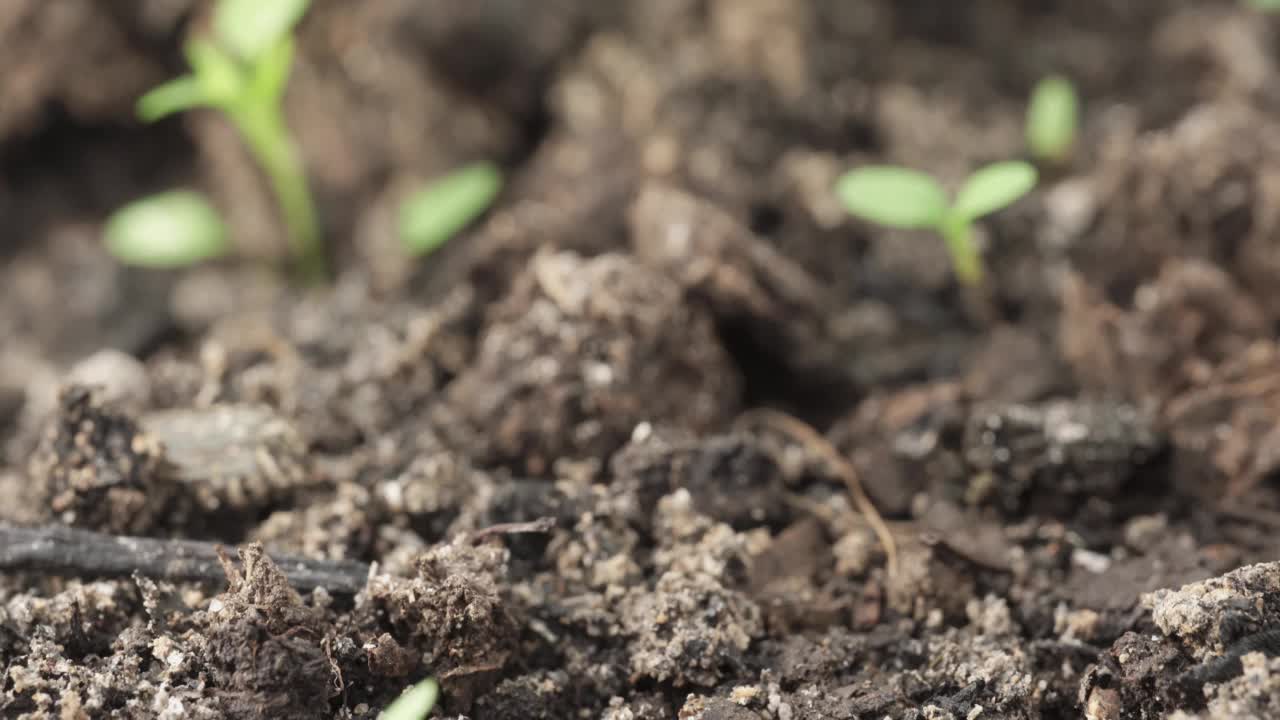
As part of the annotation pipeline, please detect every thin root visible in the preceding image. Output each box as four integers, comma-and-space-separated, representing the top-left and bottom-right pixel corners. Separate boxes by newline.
735, 408, 900, 578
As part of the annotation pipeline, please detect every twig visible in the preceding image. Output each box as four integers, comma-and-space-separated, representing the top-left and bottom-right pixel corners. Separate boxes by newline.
467, 517, 556, 544
736, 408, 900, 578
0, 525, 370, 595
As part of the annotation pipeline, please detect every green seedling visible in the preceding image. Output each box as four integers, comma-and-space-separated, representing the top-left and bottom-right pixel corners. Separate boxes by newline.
105, 190, 229, 268
836, 162, 1038, 286
399, 163, 503, 258
1026, 75, 1079, 163
128, 0, 323, 282
1246, 0, 1280, 11
380, 677, 440, 720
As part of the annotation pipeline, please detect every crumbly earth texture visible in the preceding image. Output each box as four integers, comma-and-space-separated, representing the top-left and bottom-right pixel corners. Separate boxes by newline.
9, 1, 1280, 718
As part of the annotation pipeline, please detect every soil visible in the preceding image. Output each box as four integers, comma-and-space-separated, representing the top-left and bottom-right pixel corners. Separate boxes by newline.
6, 1, 1280, 718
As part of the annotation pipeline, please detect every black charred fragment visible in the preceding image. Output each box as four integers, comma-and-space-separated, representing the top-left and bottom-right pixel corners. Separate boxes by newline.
962, 399, 1163, 510
1183, 627, 1280, 685
0, 524, 370, 595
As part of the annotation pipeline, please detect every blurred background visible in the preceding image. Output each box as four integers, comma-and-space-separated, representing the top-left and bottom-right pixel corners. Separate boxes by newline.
0, 0, 1273, 438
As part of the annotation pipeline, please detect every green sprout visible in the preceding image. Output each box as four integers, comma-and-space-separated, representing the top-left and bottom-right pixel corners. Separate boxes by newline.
1245, 0, 1280, 11
127, 0, 323, 282
1026, 75, 1079, 163
380, 677, 440, 720
399, 163, 504, 258
835, 162, 1038, 287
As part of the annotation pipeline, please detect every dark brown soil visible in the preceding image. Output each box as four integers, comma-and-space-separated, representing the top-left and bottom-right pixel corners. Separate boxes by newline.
7, 1, 1280, 718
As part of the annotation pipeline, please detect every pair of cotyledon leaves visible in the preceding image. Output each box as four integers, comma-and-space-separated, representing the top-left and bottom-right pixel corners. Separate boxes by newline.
836, 161, 1037, 232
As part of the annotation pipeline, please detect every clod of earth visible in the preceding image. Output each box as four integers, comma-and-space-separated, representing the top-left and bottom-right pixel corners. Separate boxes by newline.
12, 2, 1280, 718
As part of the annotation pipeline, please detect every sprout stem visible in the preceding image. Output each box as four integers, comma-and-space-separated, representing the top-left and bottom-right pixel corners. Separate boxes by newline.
941, 216, 983, 287
231, 102, 325, 284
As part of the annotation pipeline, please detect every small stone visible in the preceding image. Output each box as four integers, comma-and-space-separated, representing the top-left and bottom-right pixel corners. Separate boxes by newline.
65, 349, 150, 410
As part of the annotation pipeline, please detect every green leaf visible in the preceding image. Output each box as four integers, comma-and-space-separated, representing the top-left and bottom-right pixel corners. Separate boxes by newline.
951, 161, 1038, 221
137, 76, 208, 122
185, 38, 244, 107
379, 677, 440, 720
248, 36, 295, 104
215, 0, 311, 61
835, 166, 948, 229
399, 163, 503, 257
104, 191, 230, 269
1026, 75, 1079, 162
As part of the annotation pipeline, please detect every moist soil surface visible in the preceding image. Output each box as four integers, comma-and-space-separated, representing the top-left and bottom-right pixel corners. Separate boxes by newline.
6, 1, 1280, 718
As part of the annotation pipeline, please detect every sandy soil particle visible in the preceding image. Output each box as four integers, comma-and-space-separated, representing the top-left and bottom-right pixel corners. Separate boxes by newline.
1072, 103, 1280, 318
611, 427, 790, 531
628, 183, 841, 384
28, 385, 168, 534
1061, 259, 1268, 406
1172, 653, 1280, 720
1147, 561, 1280, 661
444, 250, 741, 474
141, 404, 312, 516
963, 399, 1161, 513
615, 491, 762, 687
1164, 341, 1280, 498
363, 536, 518, 708
195, 544, 336, 719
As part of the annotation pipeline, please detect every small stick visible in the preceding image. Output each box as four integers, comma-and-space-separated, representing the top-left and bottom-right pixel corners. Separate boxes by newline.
736, 408, 900, 578
467, 517, 556, 544
0, 525, 370, 595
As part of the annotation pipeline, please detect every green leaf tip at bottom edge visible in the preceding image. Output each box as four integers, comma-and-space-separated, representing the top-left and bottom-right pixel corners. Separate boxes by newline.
104, 191, 229, 269
399, 162, 504, 258
835, 166, 949, 230
379, 677, 440, 720
951, 161, 1038, 222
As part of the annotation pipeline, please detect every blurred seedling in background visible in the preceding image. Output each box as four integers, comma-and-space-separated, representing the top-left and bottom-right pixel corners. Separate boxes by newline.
105, 0, 501, 281
112, 0, 324, 281
379, 677, 439, 720
1245, 0, 1280, 11
1026, 75, 1079, 164
399, 162, 503, 258
836, 162, 1038, 287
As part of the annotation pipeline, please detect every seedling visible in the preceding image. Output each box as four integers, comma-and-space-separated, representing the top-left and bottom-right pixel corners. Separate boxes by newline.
835, 162, 1038, 286
1026, 75, 1079, 163
399, 163, 504, 258
1246, 0, 1280, 11
128, 0, 324, 282
380, 677, 440, 720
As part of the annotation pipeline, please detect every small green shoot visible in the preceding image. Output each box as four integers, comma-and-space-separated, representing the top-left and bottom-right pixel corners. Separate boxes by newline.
836, 162, 1038, 286
379, 677, 440, 720
104, 191, 230, 268
399, 163, 503, 258
1026, 75, 1079, 164
1245, 0, 1280, 11
134, 0, 323, 282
